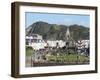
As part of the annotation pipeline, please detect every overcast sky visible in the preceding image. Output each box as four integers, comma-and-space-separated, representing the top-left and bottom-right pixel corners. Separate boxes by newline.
25, 12, 90, 28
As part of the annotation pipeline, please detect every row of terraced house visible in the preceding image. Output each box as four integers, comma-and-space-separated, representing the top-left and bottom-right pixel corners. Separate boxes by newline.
26, 34, 89, 52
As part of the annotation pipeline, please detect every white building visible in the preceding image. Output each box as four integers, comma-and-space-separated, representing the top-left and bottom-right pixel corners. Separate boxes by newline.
26, 34, 47, 50
26, 34, 44, 44
76, 40, 90, 54
76, 40, 90, 49
47, 40, 66, 48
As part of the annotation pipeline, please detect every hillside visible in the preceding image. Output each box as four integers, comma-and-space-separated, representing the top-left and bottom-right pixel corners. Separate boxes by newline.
26, 21, 89, 41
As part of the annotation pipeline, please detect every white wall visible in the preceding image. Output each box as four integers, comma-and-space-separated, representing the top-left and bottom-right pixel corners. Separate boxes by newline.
0, 0, 100, 80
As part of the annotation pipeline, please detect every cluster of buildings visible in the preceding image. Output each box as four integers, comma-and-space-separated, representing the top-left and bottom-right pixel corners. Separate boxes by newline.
26, 34, 66, 50
26, 27, 90, 55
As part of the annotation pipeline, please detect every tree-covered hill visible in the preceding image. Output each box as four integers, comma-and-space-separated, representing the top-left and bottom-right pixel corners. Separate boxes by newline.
26, 21, 89, 41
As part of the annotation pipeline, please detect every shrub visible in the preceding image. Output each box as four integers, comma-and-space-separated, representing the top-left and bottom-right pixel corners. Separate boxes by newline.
26, 46, 34, 56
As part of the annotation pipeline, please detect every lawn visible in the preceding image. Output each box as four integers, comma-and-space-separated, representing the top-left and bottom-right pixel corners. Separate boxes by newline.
26, 46, 89, 64
46, 54, 89, 63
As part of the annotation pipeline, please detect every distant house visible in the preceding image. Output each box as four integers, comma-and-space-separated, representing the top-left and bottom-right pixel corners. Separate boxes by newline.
76, 40, 90, 49
26, 34, 44, 45
26, 36, 33, 46
32, 34, 43, 43
47, 40, 66, 48
76, 40, 90, 54
26, 34, 47, 50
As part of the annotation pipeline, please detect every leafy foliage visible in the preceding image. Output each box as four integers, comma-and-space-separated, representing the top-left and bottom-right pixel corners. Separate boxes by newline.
26, 46, 34, 56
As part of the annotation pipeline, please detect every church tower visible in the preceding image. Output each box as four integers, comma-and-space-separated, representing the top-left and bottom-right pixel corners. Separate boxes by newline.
66, 27, 71, 41
65, 27, 75, 47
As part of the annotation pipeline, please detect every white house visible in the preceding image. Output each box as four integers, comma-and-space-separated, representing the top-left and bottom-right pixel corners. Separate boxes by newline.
26, 34, 44, 44
76, 40, 90, 49
26, 34, 47, 50
47, 40, 66, 48
76, 40, 90, 54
